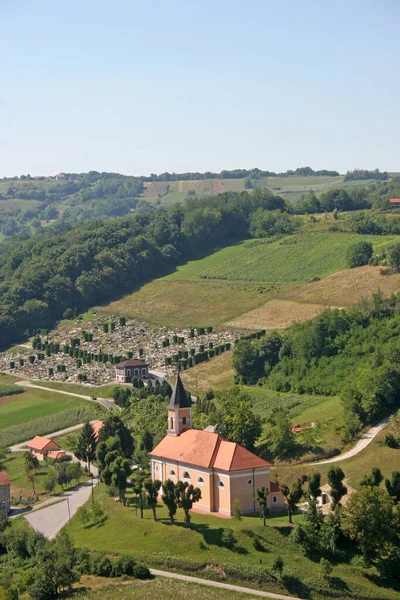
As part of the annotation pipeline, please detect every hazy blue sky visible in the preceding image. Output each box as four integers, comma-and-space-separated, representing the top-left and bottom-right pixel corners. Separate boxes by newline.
1, 0, 399, 177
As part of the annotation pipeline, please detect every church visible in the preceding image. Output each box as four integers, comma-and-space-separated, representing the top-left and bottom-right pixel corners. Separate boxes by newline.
150, 375, 285, 517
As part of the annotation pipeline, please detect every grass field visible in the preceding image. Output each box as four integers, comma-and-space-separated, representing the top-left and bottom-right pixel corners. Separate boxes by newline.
4, 452, 88, 500
180, 352, 235, 395
98, 279, 295, 328
286, 265, 400, 306
66, 484, 400, 600
79, 577, 255, 600
98, 232, 399, 330
273, 418, 400, 491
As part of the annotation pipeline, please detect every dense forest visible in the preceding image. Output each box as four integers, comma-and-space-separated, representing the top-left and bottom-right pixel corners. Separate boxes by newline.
141, 166, 340, 182
233, 293, 400, 438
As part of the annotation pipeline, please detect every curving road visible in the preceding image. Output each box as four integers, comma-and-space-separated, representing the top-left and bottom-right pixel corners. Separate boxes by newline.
16, 380, 118, 411
311, 411, 397, 466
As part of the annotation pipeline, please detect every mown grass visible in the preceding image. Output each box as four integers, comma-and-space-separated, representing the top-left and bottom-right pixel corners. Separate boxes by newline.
4, 452, 89, 499
67, 485, 400, 600
80, 577, 255, 600
98, 280, 293, 328
32, 380, 117, 398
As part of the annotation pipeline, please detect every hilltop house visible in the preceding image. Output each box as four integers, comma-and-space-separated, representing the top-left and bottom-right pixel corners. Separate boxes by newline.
389, 198, 400, 208
27, 436, 65, 461
115, 359, 149, 383
150, 375, 285, 516
0, 472, 11, 520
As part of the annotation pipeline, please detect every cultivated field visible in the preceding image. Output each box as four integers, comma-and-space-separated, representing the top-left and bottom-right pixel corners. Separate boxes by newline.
285, 265, 400, 306
180, 352, 234, 394
141, 175, 378, 207
100, 232, 399, 331
226, 299, 329, 330
99, 280, 294, 328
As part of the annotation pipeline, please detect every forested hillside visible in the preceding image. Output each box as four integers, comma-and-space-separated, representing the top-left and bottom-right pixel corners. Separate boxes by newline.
0, 168, 396, 238
0, 189, 294, 348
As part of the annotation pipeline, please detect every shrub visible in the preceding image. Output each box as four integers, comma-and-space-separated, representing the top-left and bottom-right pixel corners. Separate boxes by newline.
93, 556, 112, 577
221, 528, 236, 549
132, 564, 151, 579
346, 241, 373, 268
272, 555, 284, 578
112, 554, 136, 577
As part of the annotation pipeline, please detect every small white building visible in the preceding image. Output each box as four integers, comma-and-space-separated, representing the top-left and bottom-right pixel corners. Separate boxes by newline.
115, 359, 149, 383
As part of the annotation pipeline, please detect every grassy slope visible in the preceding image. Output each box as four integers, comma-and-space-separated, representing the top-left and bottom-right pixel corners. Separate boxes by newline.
98, 231, 398, 328
67, 485, 400, 600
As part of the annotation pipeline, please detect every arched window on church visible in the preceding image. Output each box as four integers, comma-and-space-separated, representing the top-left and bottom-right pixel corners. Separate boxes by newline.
170, 417, 173, 430
182, 471, 190, 480
169, 469, 176, 476
197, 477, 204, 485
218, 481, 224, 488
182, 416, 187, 425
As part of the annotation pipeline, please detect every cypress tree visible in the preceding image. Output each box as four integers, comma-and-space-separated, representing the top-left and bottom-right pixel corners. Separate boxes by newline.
75, 422, 98, 474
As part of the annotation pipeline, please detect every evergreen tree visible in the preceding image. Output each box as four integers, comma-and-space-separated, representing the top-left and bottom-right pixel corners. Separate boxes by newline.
280, 476, 307, 523
255, 486, 270, 526
75, 422, 97, 474
328, 466, 347, 508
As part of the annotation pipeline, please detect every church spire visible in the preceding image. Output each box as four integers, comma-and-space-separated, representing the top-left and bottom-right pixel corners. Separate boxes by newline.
167, 373, 192, 435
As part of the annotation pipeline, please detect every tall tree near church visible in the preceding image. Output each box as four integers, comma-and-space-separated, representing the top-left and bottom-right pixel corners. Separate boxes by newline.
75, 422, 97, 474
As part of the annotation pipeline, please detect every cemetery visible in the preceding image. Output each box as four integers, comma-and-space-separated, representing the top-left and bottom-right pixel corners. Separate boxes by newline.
0, 316, 247, 386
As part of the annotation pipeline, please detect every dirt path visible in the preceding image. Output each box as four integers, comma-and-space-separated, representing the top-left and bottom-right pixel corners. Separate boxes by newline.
312, 412, 397, 466
150, 569, 301, 600
16, 380, 118, 411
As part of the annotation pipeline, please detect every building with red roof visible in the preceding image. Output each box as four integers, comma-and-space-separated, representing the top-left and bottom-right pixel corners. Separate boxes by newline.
115, 359, 148, 383
27, 436, 61, 461
0, 472, 11, 519
150, 375, 285, 516
389, 198, 400, 208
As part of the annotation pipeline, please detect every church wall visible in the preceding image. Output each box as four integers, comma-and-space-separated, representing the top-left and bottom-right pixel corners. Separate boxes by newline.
229, 469, 270, 515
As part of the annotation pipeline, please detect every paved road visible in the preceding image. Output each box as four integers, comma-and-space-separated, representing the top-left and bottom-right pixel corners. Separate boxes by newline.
150, 570, 301, 600
24, 480, 98, 539
16, 380, 118, 411
312, 411, 397, 465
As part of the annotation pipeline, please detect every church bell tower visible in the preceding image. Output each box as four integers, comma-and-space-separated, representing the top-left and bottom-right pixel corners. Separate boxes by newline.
167, 373, 192, 436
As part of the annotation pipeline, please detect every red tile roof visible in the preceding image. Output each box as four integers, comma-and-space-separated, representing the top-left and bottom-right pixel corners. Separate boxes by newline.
0, 471, 10, 486
47, 451, 66, 460
150, 429, 271, 471
27, 436, 60, 451
389, 198, 400, 203
92, 419, 104, 439
115, 359, 148, 368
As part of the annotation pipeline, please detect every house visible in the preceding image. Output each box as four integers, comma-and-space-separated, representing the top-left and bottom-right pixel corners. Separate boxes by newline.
150, 375, 285, 516
27, 436, 63, 461
55, 173, 66, 181
0, 472, 11, 520
115, 359, 149, 383
389, 198, 400, 208
92, 419, 104, 440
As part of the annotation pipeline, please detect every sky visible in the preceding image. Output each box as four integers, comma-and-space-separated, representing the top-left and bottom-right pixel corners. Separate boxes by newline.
1, 0, 399, 177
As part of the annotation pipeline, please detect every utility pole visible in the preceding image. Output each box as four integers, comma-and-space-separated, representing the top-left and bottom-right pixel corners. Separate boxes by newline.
66, 496, 71, 525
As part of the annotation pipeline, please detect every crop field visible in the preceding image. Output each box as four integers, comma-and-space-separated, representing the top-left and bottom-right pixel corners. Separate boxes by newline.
141, 175, 377, 207
173, 233, 397, 284
226, 299, 328, 330
98, 279, 294, 328
0, 388, 87, 430
285, 264, 400, 306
